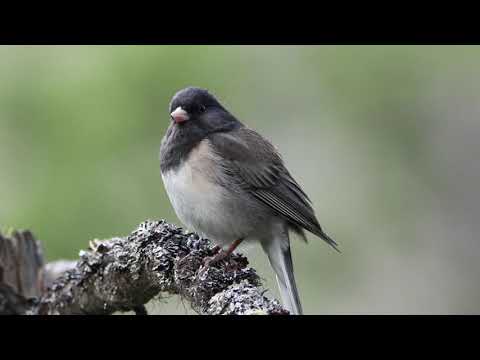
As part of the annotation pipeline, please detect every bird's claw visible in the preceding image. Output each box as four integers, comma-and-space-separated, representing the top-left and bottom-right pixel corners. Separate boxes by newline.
199, 249, 227, 276
210, 245, 222, 256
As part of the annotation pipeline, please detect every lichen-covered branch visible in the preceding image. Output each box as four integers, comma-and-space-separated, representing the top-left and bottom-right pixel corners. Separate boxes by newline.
0, 220, 287, 315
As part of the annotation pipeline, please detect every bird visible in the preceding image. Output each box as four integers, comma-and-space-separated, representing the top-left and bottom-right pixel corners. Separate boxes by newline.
159, 87, 338, 315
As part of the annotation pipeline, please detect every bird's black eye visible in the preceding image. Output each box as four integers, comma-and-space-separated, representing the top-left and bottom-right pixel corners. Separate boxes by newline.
199, 105, 206, 113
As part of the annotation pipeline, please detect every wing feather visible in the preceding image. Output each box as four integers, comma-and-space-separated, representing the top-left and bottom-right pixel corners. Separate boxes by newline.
208, 127, 338, 251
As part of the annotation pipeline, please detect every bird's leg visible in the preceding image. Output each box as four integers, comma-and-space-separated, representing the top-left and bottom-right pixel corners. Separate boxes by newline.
202, 238, 244, 267
177, 244, 224, 269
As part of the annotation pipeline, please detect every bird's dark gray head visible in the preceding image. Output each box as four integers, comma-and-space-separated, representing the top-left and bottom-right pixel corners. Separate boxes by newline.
168, 87, 240, 132
160, 87, 241, 173
169, 87, 222, 116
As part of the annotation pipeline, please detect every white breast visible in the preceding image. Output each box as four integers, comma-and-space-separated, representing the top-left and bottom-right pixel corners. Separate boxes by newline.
161, 140, 251, 244
162, 157, 222, 228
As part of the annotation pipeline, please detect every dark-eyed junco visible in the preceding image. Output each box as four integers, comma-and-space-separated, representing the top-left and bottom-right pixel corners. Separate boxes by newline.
160, 87, 338, 315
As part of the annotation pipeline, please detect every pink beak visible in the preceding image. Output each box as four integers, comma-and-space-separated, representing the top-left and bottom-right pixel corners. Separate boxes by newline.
170, 107, 190, 124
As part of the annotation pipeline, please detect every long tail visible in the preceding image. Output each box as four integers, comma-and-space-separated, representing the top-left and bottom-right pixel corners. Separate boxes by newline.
262, 235, 303, 315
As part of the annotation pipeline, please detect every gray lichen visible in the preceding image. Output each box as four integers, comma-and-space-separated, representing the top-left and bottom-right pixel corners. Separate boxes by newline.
207, 280, 287, 315
35, 220, 287, 315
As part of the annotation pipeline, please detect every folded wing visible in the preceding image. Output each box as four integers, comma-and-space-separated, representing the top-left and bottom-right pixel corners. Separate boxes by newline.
208, 127, 339, 251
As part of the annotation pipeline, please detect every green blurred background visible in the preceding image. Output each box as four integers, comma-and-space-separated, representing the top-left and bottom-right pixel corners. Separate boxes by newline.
1, 45, 479, 314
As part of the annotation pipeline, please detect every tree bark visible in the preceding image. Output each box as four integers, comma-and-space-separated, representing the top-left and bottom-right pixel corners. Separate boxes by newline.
0, 220, 288, 315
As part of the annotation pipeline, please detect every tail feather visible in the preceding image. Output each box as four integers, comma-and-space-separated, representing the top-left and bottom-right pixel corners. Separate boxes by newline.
262, 238, 303, 315
315, 228, 341, 253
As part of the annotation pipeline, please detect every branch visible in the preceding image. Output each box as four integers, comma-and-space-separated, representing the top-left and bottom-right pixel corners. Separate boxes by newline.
1, 221, 287, 315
